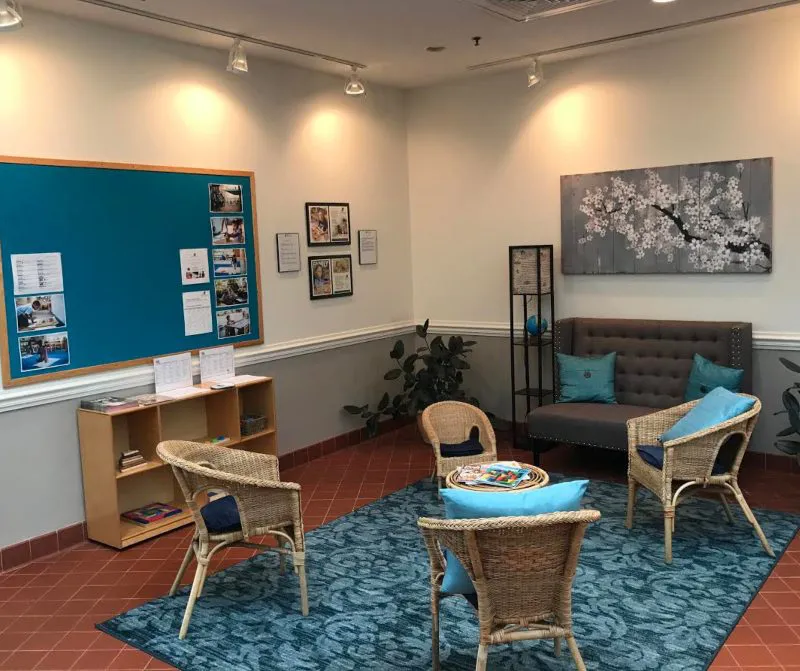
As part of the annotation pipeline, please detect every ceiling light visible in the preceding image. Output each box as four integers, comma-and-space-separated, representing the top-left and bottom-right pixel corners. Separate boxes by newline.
344, 66, 366, 96
527, 58, 544, 88
0, 0, 23, 31
652, 0, 677, 3
227, 38, 248, 74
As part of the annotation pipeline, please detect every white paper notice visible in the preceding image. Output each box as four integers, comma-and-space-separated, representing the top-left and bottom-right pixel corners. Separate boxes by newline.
180, 249, 210, 285
11, 253, 64, 295
276, 233, 301, 273
358, 230, 378, 265
199, 345, 235, 383
182, 290, 213, 337
153, 352, 193, 393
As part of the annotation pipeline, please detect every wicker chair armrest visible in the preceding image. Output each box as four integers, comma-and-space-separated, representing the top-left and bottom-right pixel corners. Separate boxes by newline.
626, 402, 699, 447
417, 510, 601, 532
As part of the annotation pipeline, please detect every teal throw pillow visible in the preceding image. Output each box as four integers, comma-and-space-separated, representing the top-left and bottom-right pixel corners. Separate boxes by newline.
557, 352, 617, 404
661, 387, 755, 444
685, 353, 744, 402
440, 480, 590, 595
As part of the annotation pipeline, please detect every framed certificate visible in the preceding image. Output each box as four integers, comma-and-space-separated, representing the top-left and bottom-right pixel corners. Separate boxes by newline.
358, 230, 377, 265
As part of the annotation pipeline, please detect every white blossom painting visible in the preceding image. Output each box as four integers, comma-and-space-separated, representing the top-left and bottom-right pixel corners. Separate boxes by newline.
561, 158, 773, 274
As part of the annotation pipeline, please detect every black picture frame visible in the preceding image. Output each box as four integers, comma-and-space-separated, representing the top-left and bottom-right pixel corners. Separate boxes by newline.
357, 229, 378, 265
308, 254, 353, 300
275, 233, 301, 273
305, 202, 351, 247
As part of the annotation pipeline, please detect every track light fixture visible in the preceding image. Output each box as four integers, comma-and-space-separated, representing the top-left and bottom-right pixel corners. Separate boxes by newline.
0, 0, 23, 31
344, 65, 366, 96
227, 38, 248, 74
527, 58, 544, 88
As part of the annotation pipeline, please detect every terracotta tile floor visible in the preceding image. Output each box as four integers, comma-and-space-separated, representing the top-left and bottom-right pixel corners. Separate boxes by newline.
0, 426, 797, 670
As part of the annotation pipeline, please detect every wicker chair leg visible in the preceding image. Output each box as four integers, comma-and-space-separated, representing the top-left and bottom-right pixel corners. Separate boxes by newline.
295, 552, 309, 616
179, 559, 208, 639
475, 644, 489, 671
664, 509, 674, 564
431, 588, 440, 671
566, 636, 587, 671
625, 480, 637, 529
719, 494, 734, 524
554, 637, 562, 657
728, 484, 775, 557
169, 541, 195, 597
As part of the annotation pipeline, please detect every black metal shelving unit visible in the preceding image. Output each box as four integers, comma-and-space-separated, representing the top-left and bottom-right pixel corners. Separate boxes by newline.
508, 245, 556, 460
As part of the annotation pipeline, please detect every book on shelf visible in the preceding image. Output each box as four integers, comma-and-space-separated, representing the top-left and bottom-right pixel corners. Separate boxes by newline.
81, 396, 138, 412
121, 502, 182, 525
129, 393, 172, 406
455, 461, 532, 489
118, 449, 146, 471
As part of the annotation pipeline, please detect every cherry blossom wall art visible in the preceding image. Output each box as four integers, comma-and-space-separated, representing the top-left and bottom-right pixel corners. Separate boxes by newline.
561, 158, 773, 274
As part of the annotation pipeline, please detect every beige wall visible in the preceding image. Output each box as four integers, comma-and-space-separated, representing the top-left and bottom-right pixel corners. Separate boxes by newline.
0, 8, 413, 347
407, 7, 800, 333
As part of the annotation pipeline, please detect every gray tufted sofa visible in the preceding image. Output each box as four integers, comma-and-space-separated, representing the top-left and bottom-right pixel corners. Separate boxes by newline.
526, 318, 752, 458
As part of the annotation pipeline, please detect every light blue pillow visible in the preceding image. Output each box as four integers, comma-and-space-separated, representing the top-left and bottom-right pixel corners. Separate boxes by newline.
661, 387, 755, 444
684, 354, 744, 402
440, 480, 590, 595
556, 352, 617, 404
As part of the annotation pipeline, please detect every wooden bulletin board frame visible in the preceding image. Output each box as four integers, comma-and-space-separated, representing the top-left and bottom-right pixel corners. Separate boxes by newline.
0, 156, 264, 388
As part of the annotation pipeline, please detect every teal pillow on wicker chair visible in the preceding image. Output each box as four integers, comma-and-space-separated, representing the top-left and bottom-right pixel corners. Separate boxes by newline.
556, 352, 617, 404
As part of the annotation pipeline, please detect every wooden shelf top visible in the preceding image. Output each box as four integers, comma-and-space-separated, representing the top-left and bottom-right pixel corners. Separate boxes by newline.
238, 428, 277, 444
115, 460, 167, 480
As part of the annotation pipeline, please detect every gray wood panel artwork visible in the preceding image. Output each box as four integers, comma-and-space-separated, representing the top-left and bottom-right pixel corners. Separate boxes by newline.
561, 158, 773, 274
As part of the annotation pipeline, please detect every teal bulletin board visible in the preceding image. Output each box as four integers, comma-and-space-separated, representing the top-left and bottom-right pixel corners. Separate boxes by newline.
0, 156, 262, 387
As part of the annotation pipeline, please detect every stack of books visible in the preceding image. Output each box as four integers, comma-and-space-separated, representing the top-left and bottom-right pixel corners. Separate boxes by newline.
81, 396, 138, 412
121, 502, 182, 526
118, 449, 146, 472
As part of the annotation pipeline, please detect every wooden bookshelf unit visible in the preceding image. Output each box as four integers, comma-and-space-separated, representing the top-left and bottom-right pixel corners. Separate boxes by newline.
77, 378, 276, 549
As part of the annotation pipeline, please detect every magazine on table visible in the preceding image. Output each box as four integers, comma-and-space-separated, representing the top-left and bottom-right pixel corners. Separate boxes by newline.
455, 461, 532, 489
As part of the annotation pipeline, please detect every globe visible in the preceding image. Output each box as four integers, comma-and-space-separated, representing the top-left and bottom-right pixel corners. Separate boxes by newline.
526, 315, 549, 336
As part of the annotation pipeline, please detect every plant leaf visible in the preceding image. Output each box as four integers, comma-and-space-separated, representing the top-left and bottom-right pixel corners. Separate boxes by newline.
422, 319, 430, 336
463, 340, 477, 347
777, 426, 797, 437
774, 439, 800, 456
377, 392, 390, 412
384, 369, 403, 381
343, 405, 365, 415
390, 340, 405, 360
779, 357, 800, 374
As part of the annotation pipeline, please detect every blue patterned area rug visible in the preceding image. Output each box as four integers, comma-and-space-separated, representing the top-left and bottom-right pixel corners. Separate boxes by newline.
98, 478, 798, 671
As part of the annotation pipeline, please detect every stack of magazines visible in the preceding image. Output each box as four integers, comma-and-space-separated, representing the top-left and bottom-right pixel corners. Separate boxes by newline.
455, 462, 532, 489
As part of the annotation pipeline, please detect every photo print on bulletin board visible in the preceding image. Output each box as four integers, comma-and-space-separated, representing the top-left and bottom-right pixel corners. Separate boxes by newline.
215, 277, 249, 307
309, 254, 353, 300
211, 217, 246, 245
306, 202, 351, 247
19, 332, 70, 372
15, 294, 67, 333
217, 307, 251, 339
212, 248, 247, 277
209, 183, 244, 213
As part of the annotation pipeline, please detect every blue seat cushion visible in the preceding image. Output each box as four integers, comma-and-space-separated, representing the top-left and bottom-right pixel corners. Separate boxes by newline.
637, 444, 726, 475
201, 495, 242, 534
661, 387, 756, 443
440, 480, 589, 595
556, 352, 617, 404
685, 354, 744, 402
440, 437, 484, 458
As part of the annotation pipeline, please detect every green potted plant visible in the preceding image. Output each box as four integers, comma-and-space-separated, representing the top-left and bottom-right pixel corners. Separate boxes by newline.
775, 357, 800, 464
343, 319, 481, 438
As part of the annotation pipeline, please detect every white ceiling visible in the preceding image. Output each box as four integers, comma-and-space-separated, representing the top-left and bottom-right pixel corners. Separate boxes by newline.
24, 0, 796, 87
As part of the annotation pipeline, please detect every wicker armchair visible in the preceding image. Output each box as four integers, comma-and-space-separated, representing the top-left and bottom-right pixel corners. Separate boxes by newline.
422, 402, 497, 492
626, 395, 774, 564
156, 440, 308, 639
418, 510, 600, 671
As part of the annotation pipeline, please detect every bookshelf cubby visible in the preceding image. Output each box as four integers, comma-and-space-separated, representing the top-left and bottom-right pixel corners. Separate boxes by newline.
77, 377, 276, 549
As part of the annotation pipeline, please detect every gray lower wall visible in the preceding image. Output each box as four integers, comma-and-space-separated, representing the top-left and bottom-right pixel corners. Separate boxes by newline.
0, 335, 409, 549
462, 335, 797, 456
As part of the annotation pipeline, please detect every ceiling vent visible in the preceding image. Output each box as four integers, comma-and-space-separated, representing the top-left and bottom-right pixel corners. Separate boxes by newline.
460, 0, 619, 22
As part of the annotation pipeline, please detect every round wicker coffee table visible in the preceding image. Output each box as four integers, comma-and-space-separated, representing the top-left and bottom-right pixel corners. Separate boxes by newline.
445, 463, 549, 492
